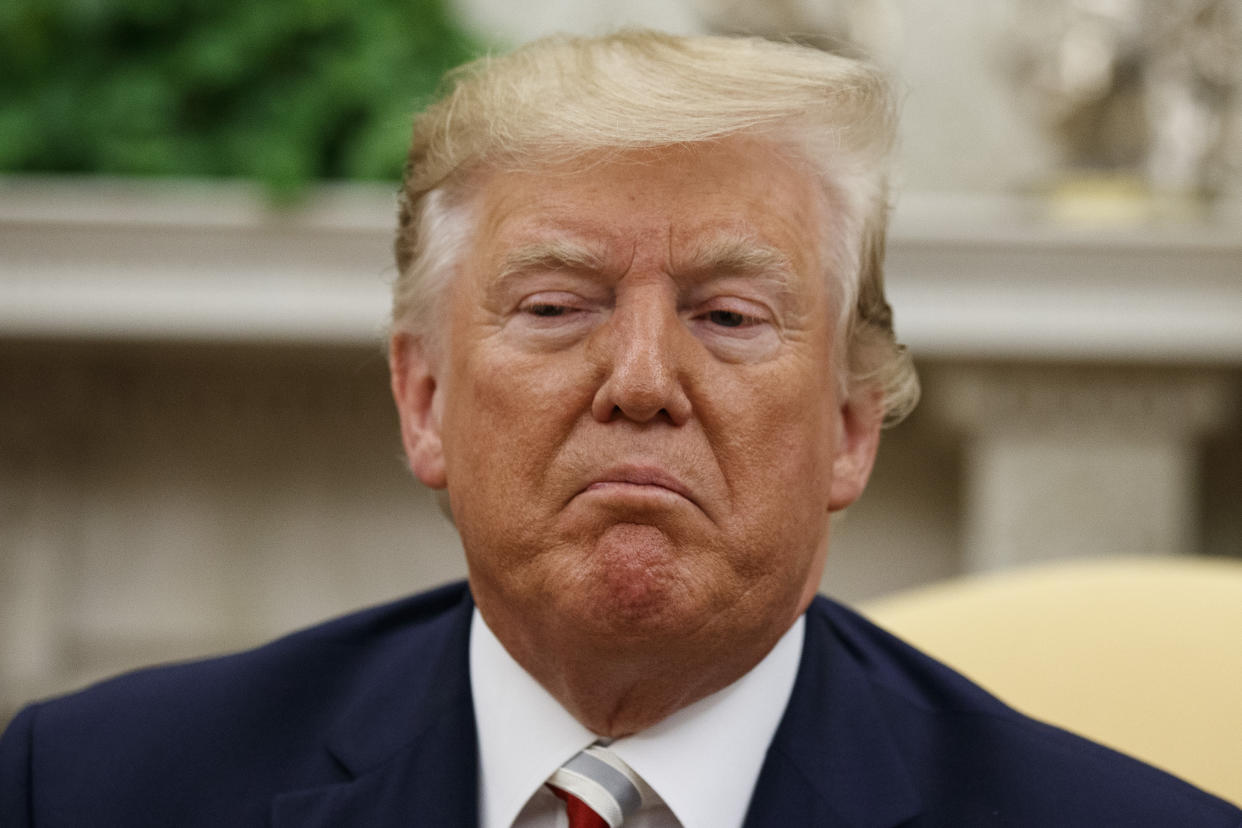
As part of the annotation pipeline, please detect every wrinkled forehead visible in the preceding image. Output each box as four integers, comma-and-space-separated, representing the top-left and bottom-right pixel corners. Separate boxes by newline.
459, 138, 834, 287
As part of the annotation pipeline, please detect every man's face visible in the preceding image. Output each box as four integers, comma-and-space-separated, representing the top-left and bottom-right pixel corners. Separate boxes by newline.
392, 136, 881, 672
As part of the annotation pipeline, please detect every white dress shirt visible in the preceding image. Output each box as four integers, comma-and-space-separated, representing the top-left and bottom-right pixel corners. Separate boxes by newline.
470, 608, 805, 828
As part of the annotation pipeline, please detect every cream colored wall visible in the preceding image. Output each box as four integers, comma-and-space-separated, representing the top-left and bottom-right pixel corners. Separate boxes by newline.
0, 342, 463, 723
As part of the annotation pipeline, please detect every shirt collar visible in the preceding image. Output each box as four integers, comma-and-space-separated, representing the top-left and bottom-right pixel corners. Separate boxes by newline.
470, 609, 805, 828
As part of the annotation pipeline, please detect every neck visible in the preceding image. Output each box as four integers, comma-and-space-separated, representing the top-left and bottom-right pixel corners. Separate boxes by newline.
479, 604, 793, 737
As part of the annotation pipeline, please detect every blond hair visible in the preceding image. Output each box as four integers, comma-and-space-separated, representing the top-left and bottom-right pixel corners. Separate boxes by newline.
393, 30, 918, 425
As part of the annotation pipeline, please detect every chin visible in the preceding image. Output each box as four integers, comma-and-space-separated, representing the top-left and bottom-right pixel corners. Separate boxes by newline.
556, 524, 727, 638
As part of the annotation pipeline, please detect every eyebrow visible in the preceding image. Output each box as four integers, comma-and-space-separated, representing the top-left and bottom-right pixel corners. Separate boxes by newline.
678, 235, 797, 281
491, 233, 802, 299
494, 239, 611, 282
674, 235, 805, 312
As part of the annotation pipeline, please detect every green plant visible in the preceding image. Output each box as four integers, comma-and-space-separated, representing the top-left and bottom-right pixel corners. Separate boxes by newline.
0, 0, 483, 200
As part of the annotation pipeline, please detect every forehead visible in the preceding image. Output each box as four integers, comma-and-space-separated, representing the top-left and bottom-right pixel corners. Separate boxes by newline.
465, 138, 829, 278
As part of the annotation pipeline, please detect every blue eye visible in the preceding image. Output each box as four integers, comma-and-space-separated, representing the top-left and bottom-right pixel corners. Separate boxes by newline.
708, 310, 748, 327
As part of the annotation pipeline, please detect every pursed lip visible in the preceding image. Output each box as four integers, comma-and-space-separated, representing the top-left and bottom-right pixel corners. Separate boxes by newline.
581, 465, 698, 507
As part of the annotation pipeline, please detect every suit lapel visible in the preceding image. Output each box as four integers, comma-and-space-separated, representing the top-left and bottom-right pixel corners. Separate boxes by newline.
267, 588, 922, 827
271, 588, 479, 828
743, 598, 922, 828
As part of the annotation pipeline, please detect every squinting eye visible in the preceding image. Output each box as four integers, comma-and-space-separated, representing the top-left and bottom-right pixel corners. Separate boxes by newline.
527, 304, 567, 317
707, 309, 748, 328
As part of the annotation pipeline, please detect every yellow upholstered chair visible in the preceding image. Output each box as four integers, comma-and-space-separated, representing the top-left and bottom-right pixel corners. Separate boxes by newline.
860, 556, 1242, 805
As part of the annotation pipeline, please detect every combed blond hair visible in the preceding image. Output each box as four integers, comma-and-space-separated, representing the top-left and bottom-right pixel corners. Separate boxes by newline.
393, 30, 918, 425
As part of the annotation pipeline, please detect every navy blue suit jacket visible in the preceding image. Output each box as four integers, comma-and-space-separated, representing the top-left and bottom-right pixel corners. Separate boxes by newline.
3, 581, 1239, 826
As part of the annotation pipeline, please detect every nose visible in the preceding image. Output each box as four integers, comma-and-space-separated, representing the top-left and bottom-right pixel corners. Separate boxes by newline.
590, 284, 693, 426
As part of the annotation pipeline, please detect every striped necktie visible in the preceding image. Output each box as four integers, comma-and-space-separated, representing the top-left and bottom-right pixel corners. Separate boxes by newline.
546, 743, 643, 828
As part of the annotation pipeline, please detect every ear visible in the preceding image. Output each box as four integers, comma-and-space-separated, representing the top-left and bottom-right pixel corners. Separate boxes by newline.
827, 386, 884, 512
389, 332, 447, 489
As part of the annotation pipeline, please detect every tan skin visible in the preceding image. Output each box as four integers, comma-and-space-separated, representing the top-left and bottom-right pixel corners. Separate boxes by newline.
391, 137, 883, 737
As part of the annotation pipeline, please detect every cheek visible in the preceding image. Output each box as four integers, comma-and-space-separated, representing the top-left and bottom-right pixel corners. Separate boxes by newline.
711, 367, 839, 535
442, 346, 593, 497
734, 357, 836, 464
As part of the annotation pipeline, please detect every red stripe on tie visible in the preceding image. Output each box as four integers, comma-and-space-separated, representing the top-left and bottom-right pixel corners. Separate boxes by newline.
548, 783, 611, 828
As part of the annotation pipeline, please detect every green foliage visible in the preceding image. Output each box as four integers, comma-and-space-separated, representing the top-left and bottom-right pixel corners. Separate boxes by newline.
0, 0, 483, 199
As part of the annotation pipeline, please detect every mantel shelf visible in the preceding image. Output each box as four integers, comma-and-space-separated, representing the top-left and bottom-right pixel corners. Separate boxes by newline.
2, 177, 1240, 362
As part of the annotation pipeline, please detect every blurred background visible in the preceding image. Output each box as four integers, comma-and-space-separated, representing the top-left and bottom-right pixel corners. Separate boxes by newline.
2, 0, 1240, 727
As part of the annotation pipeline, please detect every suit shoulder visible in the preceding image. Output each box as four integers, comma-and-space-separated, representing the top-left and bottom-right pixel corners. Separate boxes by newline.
0, 581, 474, 827
23, 580, 470, 723
805, 596, 1242, 826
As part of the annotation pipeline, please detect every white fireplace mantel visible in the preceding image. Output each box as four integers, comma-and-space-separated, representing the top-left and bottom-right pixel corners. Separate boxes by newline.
2, 177, 1240, 363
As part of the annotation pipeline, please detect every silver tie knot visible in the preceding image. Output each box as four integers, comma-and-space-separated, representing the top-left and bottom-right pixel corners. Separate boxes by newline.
547, 743, 644, 827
